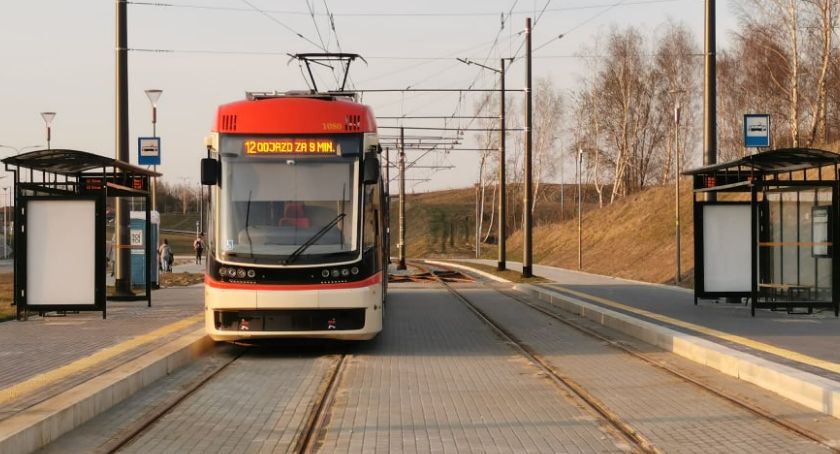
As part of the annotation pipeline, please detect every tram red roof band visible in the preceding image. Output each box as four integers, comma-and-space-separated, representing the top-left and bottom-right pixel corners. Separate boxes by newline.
205, 272, 382, 291
215, 96, 377, 134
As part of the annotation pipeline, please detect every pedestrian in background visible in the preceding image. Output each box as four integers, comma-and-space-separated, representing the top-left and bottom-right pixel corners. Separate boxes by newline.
159, 239, 173, 272
194, 233, 205, 265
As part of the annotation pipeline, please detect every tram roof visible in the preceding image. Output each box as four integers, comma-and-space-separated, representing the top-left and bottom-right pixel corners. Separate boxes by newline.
215, 92, 377, 135
2, 149, 161, 177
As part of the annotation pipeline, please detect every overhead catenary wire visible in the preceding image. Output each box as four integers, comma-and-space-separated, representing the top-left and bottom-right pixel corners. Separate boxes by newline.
127, 0, 687, 17
237, 0, 326, 52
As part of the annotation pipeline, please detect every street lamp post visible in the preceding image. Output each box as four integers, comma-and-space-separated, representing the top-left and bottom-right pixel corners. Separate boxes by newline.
145, 89, 163, 212
40, 112, 56, 150
2, 187, 8, 259
577, 148, 583, 270
674, 101, 682, 285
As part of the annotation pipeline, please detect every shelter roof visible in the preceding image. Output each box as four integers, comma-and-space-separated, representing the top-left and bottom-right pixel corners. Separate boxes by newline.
2, 149, 160, 177
683, 148, 840, 175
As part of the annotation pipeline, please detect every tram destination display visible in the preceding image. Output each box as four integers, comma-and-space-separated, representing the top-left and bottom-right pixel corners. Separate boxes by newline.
243, 138, 338, 155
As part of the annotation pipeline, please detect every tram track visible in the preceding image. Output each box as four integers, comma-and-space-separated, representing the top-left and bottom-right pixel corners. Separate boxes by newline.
97, 346, 348, 454
416, 263, 660, 454
422, 261, 840, 454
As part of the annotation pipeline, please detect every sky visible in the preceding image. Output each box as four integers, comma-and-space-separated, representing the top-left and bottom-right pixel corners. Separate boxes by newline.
0, 0, 741, 194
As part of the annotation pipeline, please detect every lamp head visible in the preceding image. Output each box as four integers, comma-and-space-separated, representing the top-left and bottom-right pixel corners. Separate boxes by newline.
40, 112, 56, 126
145, 89, 163, 107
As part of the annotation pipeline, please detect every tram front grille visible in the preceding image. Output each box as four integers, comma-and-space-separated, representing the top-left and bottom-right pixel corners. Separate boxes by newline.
214, 309, 365, 331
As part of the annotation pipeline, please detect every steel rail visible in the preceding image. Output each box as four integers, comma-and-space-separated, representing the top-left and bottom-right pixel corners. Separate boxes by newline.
416, 263, 660, 454
423, 261, 840, 453
103, 347, 246, 453
295, 354, 349, 454
495, 285, 840, 453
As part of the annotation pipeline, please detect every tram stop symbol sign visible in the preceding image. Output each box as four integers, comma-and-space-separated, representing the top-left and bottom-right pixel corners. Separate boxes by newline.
744, 114, 770, 148
138, 137, 161, 166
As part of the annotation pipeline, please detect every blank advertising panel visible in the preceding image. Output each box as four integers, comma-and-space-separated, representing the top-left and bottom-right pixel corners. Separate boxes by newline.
26, 200, 96, 306
703, 204, 751, 292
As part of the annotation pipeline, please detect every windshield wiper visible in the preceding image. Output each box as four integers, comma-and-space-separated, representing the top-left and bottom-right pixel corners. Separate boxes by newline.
284, 213, 346, 265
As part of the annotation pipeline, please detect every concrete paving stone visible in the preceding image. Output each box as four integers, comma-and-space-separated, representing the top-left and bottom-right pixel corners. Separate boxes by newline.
114, 348, 336, 453
467, 259, 840, 380
317, 286, 631, 453
463, 286, 831, 453
0, 286, 203, 417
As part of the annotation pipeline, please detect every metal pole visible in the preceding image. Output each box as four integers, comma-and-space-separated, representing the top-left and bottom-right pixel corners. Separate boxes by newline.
199, 184, 203, 233
704, 0, 717, 169
398, 128, 407, 270
675, 103, 682, 284
46, 127, 51, 150
114, 0, 132, 295
498, 58, 507, 271
475, 183, 480, 258
522, 17, 534, 278
3, 189, 6, 259
578, 149, 583, 270
152, 106, 157, 212
384, 147, 390, 194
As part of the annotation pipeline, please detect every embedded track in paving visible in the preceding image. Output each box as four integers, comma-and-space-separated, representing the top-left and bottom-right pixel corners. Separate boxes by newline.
100, 347, 348, 454
420, 261, 840, 454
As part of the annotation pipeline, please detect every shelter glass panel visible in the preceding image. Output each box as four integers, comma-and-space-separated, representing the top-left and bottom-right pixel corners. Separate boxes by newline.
759, 186, 832, 304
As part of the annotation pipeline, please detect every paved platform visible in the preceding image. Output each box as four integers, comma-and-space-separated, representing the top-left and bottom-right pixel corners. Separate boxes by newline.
0, 284, 205, 453
464, 259, 840, 375
439, 259, 840, 420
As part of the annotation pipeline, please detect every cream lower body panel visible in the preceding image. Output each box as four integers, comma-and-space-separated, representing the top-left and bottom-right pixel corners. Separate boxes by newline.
204, 281, 383, 341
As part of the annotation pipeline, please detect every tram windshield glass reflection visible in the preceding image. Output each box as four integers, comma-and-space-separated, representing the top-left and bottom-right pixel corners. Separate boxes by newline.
218, 139, 361, 264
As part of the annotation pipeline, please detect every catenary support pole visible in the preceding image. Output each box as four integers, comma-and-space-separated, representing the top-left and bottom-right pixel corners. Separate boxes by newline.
522, 17, 534, 278
114, 0, 132, 295
398, 129, 407, 270
498, 57, 507, 271
704, 0, 717, 170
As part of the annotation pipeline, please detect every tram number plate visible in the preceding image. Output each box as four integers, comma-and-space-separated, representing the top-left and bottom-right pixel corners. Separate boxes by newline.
244, 138, 336, 155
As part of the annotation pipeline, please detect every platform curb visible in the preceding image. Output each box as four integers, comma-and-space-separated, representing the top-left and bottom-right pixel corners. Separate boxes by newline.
0, 327, 213, 454
427, 260, 840, 421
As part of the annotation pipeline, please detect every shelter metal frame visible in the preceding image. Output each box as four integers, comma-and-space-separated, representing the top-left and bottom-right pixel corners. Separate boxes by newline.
2, 149, 160, 319
685, 148, 840, 316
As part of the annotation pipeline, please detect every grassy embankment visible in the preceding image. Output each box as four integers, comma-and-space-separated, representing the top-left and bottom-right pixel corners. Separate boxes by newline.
392, 181, 695, 288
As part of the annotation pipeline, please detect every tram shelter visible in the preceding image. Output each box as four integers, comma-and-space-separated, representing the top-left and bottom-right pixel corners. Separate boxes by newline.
685, 148, 840, 316
2, 149, 160, 319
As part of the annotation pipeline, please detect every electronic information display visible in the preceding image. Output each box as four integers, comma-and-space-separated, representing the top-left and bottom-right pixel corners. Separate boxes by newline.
244, 138, 337, 155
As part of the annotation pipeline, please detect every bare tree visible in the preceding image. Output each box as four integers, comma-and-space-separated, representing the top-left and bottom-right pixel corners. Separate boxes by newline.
532, 77, 563, 211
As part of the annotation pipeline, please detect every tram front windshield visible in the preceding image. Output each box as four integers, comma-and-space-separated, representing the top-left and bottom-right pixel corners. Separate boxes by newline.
218, 136, 361, 265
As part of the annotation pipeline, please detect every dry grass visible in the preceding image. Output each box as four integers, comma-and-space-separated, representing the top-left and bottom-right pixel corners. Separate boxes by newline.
160, 272, 205, 287
401, 180, 696, 288
504, 181, 694, 287
0, 273, 13, 322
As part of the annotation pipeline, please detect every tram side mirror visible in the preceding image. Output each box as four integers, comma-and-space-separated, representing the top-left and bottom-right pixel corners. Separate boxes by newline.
201, 158, 219, 186
363, 155, 380, 185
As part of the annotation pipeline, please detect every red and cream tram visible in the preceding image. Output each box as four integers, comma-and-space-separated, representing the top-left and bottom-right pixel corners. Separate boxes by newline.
200, 91, 387, 341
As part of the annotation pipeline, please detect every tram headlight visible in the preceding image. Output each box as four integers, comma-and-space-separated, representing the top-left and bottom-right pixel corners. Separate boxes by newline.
341, 268, 350, 277
331, 269, 340, 278
351, 266, 359, 275
237, 269, 246, 278
321, 269, 330, 278
218, 267, 227, 277
247, 269, 256, 279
